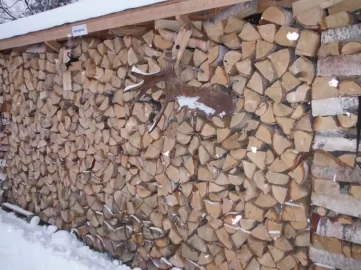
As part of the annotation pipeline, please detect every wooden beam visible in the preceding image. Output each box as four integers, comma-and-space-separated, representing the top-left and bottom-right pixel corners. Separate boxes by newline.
0, 0, 248, 51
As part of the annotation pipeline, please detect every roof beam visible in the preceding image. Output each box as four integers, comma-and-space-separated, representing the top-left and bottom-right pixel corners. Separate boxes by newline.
0, 0, 248, 51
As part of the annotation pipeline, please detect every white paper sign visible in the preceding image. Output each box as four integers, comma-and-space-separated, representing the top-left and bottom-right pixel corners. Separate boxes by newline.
72, 24, 88, 37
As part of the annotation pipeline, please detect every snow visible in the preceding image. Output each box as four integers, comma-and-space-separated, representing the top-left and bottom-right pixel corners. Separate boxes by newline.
177, 96, 216, 115
0, 209, 131, 270
0, 0, 165, 40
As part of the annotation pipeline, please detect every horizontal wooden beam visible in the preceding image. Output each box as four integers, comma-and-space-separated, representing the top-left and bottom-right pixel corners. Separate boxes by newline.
0, 0, 248, 51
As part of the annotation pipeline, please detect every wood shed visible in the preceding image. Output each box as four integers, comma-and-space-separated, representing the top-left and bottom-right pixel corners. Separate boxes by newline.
0, 0, 361, 269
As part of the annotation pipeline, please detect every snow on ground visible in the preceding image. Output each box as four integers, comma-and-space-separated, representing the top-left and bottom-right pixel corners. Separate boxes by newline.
0, 0, 165, 40
0, 209, 131, 270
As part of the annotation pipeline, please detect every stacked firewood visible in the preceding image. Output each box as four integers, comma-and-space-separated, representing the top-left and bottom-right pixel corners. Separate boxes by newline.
0, 80, 10, 203
307, 2, 361, 268
1, 0, 360, 269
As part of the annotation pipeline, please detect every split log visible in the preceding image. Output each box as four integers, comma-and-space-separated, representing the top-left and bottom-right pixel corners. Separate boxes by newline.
296, 30, 320, 57
342, 42, 361, 55
203, 1, 257, 42
292, 0, 344, 16
325, 11, 354, 29
261, 6, 294, 26
328, 0, 361, 15
295, 6, 326, 29
158, 29, 208, 52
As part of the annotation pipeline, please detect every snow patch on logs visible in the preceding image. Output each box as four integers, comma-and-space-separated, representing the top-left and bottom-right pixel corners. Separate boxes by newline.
177, 96, 216, 115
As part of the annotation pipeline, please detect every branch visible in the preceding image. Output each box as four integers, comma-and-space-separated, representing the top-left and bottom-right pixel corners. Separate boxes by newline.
0, 1, 18, 20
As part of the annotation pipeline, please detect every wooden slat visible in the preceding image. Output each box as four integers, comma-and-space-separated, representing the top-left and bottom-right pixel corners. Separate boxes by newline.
311, 193, 361, 218
312, 165, 361, 183
309, 246, 361, 270
0, 0, 248, 50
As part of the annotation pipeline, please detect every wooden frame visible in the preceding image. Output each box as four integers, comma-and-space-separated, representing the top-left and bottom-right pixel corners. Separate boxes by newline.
0, 0, 248, 51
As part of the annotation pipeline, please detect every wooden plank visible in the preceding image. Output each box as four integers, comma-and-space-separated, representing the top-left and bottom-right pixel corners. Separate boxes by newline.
311, 97, 359, 116
292, 0, 344, 17
312, 165, 361, 183
311, 193, 361, 218
0, 0, 248, 50
317, 53, 361, 77
328, 0, 361, 15
321, 23, 361, 44
309, 246, 361, 270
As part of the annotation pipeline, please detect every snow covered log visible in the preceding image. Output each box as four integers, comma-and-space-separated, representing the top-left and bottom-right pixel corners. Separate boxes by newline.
317, 53, 361, 77
312, 165, 361, 183
309, 247, 361, 270
311, 97, 359, 116
311, 193, 361, 218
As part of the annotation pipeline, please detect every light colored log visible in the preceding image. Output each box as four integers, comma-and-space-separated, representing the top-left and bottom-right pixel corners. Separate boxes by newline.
316, 216, 361, 244
311, 165, 361, 183
321, 23, 361, 44
309, 246, 361, 270
313, 135, 360, 152
311, 193, 361, 218
311, 97, 359, 116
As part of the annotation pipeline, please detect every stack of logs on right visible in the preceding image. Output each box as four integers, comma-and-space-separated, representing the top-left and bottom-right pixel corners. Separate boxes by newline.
307, 3, 361, 270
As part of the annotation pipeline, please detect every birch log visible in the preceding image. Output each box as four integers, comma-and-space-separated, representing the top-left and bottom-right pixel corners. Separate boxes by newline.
309, 247, 361, 270
311, 193, 361, 218
317, 53, 361, 77
321, 24, 361, 44
312, 165, 361, 183
313, 135, 360, 152
311, 97, 359, 116
315, 216, 361, 244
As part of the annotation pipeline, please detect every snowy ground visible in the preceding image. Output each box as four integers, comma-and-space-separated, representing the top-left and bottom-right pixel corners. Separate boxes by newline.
0, 209, 131, 270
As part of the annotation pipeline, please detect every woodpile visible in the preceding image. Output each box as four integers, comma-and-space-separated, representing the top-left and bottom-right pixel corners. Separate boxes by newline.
307, 0, 361, 268
0, 84, 10, 203
1, 0, 361, 269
